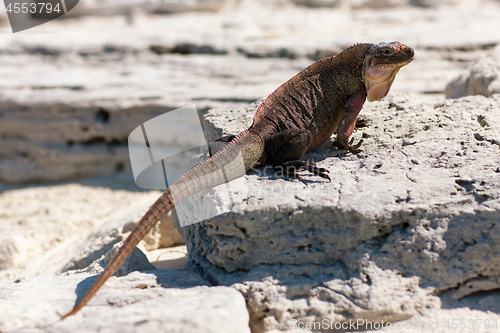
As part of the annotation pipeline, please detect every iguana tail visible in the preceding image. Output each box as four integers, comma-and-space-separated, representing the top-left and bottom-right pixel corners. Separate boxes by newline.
60, 130, 264, 318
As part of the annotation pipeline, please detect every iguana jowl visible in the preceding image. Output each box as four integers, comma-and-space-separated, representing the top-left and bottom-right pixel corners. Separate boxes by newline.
60, 41, 414, 318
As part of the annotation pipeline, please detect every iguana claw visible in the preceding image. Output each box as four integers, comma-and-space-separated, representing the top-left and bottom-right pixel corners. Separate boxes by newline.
332, 138, 364, 154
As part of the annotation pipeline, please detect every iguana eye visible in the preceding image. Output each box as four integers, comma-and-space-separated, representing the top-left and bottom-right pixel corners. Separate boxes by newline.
381, 48, 395, 56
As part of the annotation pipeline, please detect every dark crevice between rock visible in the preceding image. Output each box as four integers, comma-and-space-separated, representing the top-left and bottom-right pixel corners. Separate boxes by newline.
237, 47, 298, 59
95, 108, 110, 123
66, 137, 126, 147
424, 42, 498, 52
150, 43, 228, 55
474, 132, 500, 147
192, 97, 258, 104
476, 115, 489, 128
25, 46, 61, 56
454, 178, 489, 204
31, 85, 84, 90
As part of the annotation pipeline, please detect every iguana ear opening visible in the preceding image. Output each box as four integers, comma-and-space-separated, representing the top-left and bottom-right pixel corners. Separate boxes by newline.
364, 68, 400, 102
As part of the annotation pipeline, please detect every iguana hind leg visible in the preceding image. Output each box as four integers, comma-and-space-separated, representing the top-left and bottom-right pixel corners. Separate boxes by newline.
266, 129, 330, 181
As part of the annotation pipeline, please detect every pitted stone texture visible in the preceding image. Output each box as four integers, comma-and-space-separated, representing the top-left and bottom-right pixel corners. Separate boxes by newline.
233, 262, 438, 333
181, 92, 500, 330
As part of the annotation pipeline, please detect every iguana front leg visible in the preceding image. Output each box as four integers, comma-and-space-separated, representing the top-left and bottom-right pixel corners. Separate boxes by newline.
333, 93, 365, 154
266, 129, 330, 181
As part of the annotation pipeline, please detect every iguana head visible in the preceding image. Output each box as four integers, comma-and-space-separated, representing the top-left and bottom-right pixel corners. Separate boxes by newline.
363, 41, 414, 102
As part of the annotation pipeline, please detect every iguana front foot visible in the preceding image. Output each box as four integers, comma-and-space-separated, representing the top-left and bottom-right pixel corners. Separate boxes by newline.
332, 137, 364, 154
274, 160, 331, 181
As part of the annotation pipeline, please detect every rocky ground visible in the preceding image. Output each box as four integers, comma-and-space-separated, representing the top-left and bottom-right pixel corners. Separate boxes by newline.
1, 0, 500, 332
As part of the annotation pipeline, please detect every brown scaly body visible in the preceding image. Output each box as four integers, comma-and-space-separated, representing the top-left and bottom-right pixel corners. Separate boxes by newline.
60, 41, 413, 318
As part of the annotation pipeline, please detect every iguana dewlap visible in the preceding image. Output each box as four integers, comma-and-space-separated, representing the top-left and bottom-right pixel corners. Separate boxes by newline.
60, 41, 414, 318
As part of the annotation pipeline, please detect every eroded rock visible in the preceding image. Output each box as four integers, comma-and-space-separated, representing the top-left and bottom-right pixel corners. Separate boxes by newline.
179, 92, 500, 331
293, 0, 468, 8
0, 270, 251, 333
445, 44, 500, 98
68, 0, 237, 17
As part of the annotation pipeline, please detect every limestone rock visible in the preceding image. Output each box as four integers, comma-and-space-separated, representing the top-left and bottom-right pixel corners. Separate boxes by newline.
0, 184, 182, 280
3, 1, 500, 185
0, 104, 176, 184
180, 92, 500, 330
67, 241, 157, 277
0, 238, 20, 271
291, 0, 465, 8
0, 186, 248, 333
232, 262, 438, 332
68, 0, 237, 17
0, 270, 251, 333
0, 184, 160, 280
445, 44, 500, 98
2, 1, 500, 331
140, 213, 185, 251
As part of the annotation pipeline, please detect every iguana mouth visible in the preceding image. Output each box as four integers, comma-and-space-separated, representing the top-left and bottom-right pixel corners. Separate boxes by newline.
363, 42, 414, 102
371, 58, 413, 68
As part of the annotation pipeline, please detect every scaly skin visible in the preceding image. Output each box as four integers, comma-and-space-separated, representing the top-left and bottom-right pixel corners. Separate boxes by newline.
60, 41, 413, 318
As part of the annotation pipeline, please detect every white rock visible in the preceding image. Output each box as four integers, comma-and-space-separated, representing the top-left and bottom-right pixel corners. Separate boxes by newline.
0, 184, 183, 282
445, 44, 500, 98
3, 2, 500, 184
179, 92, 500, 330
0, 188, 247, 332
233, 262, 439, 332
0, 270, 250, 333
68, 0, 237, 17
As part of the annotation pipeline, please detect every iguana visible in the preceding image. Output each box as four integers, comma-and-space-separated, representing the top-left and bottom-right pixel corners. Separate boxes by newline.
60, 41, 414, 318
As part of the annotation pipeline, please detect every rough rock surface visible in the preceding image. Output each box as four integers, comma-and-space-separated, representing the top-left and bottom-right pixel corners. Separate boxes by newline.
179, 92, 500, 331
446, 44, 500, 98
2, 0, 500, 184
0, 270, 250, 333
0, 185, 157, 279
2, 1, 500, 332
0, 104, 176, 184
0, 184, 183, 281
295, 0, 469, 8
0, 185, 251, 333
68, 0, 237, 17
